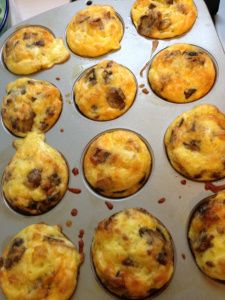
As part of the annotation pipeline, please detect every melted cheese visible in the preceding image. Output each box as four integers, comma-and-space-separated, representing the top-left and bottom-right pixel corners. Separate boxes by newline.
66, 5, 123, 57
164, 104, 225, 181
3, 132, 69, 215
0, 224, 83, 300
3, 26, 70, 75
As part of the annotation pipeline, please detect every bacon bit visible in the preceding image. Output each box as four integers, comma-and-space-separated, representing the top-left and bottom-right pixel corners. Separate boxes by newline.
79, 239, 84, 253
68, 187, 81, 194
0, 257, 3, 268
105, 201, 114, 210
66, 220, 72, 227
180, 179, 187, 185
142, 88, 149, 94
205, 182, 225, 193
60, 128, 64, 133
140, 40, 159, 77
55, 77, 60, 81
78, 229, 85, 239
72, 167, 79, 176
139, 84, 145, 88
181, 253, 186, 260
71, 208, 78, 216
158, 197, 166, 204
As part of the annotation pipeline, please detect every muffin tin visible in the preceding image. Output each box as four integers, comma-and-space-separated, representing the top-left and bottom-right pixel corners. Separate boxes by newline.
0, 0, 225, 299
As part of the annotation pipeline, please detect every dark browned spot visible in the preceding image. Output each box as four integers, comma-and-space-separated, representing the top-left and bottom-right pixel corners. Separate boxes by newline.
6, 98, 13, 105
34, 40, 45, 47
11, 110, 35, 133
31, 96, 37, 101
46, 107, 55, 117
184, 88, 197, 99
4, 238, 26, 269
90, 148, 111, 165
85, 68, 97, 85
102, 69, 113, 84
183, 140, 201, 151
156, 251, 168, 265
48, 173, 61, 186
40, 121, 49, 131
106, 61, 113, 68
27, 80, 35, 85
166, 0, 173, 4
122, 257, 135, 267
190, 122, 196, 132
0, 257, 3, 268
206, 261, 215, 268
195, 232, 214, 252
164, 50, 181, 60
89, 18, 104, 30
211, 172, 222, 180
27, 168, 42, 188
178, 118, 184, 127
139, 227, 155, 245
23, 32, 38, 40
149, 3, 156, 9
184, 52, 205, 65
106, 87, 126, 110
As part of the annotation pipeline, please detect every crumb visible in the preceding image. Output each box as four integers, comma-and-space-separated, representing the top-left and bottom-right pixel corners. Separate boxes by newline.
78, 229, 85, 239
68, 187, 81, 194
180, 179, 187, 185
158, 197, 166, 204
72, 167, 79, 176
71, 208, 78, 216
55, 77, 60, 81
60, 128, 64, 133
181, 253, 186, 260
66, 220, 72, 227
142, 88, 149, 94
139, 84, 145, 88
105, 201, 114, 210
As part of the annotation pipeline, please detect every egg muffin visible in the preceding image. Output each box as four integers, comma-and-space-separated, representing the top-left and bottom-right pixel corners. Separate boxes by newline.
148, 44, 216, 103
164, 104, 225, 181
2, 132, 69, 215
188, 191, 225, 281
3, 26, 70, 75
0, 223, 83, 300
131, 0, 197, 39
66, 5, 123, 57
74, 60, 137, 121
83, 130, 152, 198
1, 78, 62, 137
92, 207, 174, 299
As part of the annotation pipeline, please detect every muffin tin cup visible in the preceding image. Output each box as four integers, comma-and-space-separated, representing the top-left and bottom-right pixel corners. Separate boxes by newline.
0, 0, 225, 299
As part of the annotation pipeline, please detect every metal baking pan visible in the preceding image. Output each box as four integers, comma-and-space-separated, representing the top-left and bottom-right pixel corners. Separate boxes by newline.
0, 0, 225, 299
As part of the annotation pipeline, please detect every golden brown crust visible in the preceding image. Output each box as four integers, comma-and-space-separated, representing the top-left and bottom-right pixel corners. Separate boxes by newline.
188, 191, 225, 281
92, 208, 174, 299
66, 5, 123, 57
148, 44, 216, 103
74, 60, 137, 121
83, 130, 152, 198
0, 224, 83, 300
3, 26, 70, 75
2, 132, 69, 215
1, 78, 62, 137
131, 0, 197, 39
164, 104, 225, 181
